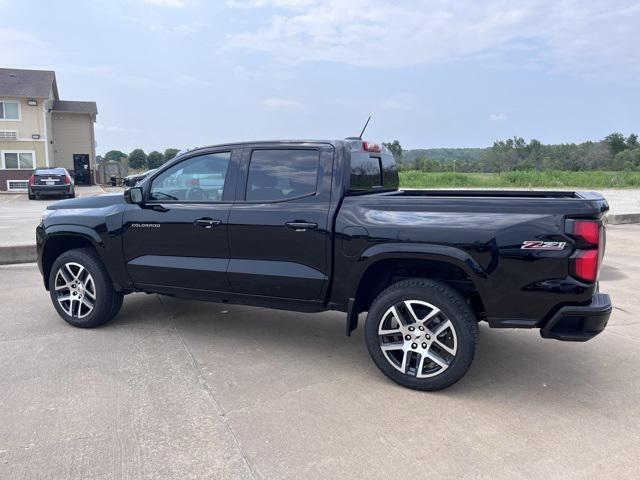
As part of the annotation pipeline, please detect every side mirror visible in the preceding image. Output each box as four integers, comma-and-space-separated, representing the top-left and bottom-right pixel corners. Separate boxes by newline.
125, 187, 144, 204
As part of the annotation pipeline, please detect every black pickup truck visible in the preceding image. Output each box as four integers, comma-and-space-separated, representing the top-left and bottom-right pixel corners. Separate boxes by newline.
36, 139, 612, 390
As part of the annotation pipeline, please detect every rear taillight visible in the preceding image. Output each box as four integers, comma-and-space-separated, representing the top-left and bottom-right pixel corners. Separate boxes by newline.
64, 175, 71, 185
566, 219, 603, 283
28, 175, 35, 186
362, 141, 381, 153
573, 220, 599, 246
573, 250, 599, 283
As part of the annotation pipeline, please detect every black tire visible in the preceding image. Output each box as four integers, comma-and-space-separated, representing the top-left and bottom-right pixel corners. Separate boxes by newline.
364, 278, 478, 391
67, 192, 75, 199
109, 291, 125, 319
28, 193, 35, 200
48, 248, 121, 328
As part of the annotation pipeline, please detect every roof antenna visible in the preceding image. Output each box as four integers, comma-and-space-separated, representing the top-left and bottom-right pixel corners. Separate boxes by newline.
358, 115, 371, 139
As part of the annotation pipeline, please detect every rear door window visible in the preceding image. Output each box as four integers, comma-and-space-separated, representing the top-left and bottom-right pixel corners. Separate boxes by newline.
246, 149, 319, 202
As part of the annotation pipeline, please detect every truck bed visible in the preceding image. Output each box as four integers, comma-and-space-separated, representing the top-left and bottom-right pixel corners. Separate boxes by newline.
394, 189, 601, 200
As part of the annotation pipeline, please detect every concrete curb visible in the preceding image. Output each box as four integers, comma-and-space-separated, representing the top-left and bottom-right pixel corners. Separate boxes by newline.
0, 245, 37, 265
608, 213, 640, 225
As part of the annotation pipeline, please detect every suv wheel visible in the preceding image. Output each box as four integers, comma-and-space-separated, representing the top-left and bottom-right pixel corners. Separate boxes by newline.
48, 248, 123, 328
365, 279, 478, 391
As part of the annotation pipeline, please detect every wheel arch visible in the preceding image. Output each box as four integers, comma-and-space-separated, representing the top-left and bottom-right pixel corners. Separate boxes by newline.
346, 243, 487, 335
41, 228, 103, 291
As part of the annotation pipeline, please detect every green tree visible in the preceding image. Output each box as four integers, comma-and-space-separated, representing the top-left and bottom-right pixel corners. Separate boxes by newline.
104, 150, 127, 162
383, 140, 403, 161
416, 157, 441, 172
128, 149, 147, 170
605, 133, 627, 155
147, 151, 165, 169
527, 139, 543, 171
626, 133, 639, 150
164, 148, 180, 162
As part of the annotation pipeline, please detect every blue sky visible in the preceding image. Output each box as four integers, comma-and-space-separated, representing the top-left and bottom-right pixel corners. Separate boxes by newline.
2, 0, 639, 154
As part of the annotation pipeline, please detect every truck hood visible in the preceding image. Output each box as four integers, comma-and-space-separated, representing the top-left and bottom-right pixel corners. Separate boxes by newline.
46, 192, 126, 210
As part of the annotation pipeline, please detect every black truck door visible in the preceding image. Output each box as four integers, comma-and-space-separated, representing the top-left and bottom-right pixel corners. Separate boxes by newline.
122, 149, 239, 292
227, 144, 334, 301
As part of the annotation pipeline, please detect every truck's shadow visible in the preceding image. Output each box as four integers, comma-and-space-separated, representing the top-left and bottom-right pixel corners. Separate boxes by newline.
599, 264, 627, 281
113, 293, 608, 397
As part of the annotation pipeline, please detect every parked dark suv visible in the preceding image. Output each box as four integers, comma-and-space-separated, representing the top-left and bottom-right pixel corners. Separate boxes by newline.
28, 168, 75, 200
123, 168, 157, 187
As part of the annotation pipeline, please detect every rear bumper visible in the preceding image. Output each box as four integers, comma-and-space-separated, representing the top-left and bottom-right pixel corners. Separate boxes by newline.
540, 293, 612, 342
30, 185, 72, 194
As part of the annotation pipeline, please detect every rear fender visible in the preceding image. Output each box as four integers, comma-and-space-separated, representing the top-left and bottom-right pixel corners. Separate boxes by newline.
344, 243, 488, 335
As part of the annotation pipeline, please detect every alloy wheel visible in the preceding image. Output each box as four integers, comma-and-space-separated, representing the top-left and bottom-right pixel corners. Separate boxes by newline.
378, 300, 458, 378
54, 262, 96, 319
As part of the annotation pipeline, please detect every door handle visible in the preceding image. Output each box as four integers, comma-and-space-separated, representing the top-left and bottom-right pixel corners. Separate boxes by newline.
194, 218, 222, 228
285, 221, 318, 231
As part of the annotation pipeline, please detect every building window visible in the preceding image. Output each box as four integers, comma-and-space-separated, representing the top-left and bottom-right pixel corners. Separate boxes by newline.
6, 180, 29, 192
0, 101, 20, 120
1, 151, 35, 169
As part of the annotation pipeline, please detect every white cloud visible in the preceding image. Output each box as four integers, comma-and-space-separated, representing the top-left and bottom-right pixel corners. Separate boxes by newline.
96, 124, 126, 132
175, 73, 211, 86
264, 97, 302, 108
489, 113, 509, 121
227, 0, 317, 8
380, 93, 416, 111
226, 0, 640, 78
0, 28, 55, 65
143, 0, 189, 7
122, 15, 207, 36
58, 64, 154, 88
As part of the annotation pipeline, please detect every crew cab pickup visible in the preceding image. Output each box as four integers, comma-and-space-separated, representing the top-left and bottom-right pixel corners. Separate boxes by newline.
37, 139, 612, 390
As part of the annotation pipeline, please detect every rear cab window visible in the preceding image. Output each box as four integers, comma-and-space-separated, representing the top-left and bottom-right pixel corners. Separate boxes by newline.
349, 152, 399, 193
245, 149, 320, 202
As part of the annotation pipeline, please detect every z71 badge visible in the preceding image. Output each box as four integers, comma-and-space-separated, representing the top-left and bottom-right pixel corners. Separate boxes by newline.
521, 241, 566, 250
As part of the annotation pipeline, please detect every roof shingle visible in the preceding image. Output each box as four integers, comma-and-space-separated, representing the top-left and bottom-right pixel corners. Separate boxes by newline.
0, 68, 56, 98
52, 100, 98, 115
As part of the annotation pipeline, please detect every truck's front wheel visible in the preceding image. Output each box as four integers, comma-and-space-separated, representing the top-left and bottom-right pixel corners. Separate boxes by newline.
48, 248, 123, 328
365, 279, 478, 391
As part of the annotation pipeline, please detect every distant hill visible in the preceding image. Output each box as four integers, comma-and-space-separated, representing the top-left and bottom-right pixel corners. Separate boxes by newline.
402, 148, 488, 164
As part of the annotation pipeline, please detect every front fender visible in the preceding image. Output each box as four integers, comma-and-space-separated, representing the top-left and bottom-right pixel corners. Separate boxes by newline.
38, 224, 131, 292
44, 224, 103, 245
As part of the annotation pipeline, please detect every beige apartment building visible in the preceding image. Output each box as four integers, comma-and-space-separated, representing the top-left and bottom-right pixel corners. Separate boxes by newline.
0, 68, 97, 192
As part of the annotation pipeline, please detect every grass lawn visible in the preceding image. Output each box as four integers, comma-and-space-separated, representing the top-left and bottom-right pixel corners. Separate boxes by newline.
399, 170, 640, 189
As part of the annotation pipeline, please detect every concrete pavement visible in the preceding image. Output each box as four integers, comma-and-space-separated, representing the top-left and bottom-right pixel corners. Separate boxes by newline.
0, 185, 113, 246
0, 224, 638, 479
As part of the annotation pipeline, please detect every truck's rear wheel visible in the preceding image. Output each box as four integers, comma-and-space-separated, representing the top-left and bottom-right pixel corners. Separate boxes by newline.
365, 279, 478, 391
48, 248, 123, 328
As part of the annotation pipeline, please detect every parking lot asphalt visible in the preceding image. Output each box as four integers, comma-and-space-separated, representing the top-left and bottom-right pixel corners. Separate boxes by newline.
0, 186, 114, 247
0, 224, 639, 479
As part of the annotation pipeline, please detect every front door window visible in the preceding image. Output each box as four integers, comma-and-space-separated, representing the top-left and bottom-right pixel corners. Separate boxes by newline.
150, 152, 231, 202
